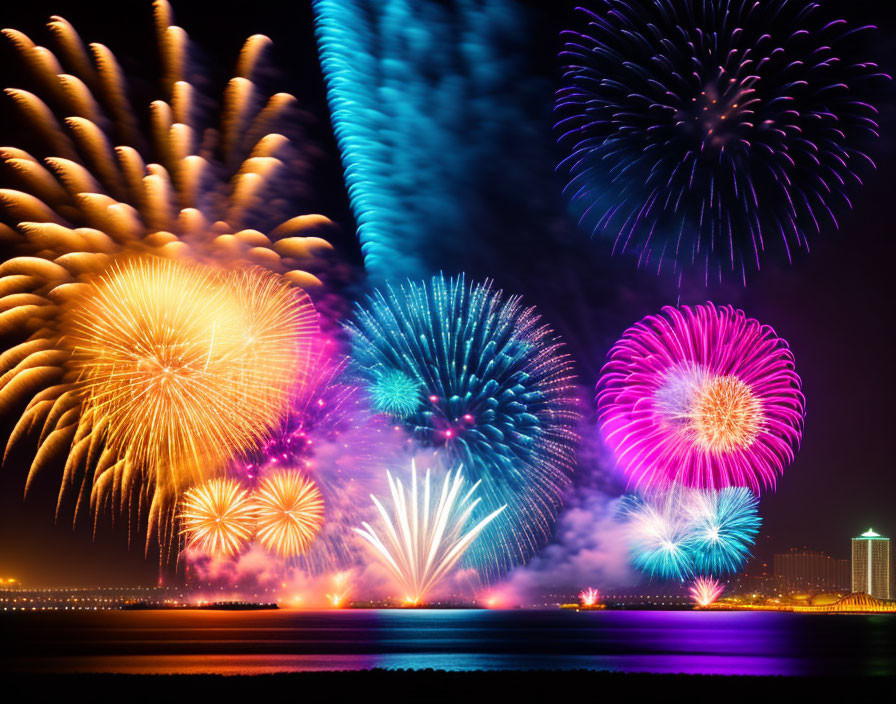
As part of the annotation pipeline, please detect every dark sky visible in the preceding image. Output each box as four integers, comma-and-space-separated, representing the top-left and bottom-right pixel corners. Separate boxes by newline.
0, 0, 894, 587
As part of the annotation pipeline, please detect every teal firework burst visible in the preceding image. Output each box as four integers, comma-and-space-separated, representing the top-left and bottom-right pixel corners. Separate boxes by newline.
618, 484, 761, 580
345, 275, 580, 577
687, 487, 760, 575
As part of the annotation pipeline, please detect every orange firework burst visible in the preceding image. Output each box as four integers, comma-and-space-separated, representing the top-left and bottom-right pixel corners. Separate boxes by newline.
179, 478, 256, 558
253, 469, 324, 558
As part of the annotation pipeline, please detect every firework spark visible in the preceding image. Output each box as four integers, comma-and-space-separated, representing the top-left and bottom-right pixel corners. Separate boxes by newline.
179, 478, 256, 558
579, 587, 600, 607
313, 0, 553, 282
690, 576, 725, 607
347, 275, 580, 577
253, 469, 325, 558
556, 1, 889, 283
0, 1, 332, 545
355, 461, 506, 605
618, 484, 761, 580
597, 303, 804, 492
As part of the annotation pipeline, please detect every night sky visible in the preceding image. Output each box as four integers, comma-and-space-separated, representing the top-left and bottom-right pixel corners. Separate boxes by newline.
0, 0, 894, 587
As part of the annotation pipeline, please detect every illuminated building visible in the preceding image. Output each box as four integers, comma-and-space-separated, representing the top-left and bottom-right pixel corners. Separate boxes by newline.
773, 549, 850, 593
851, 529, 891, 599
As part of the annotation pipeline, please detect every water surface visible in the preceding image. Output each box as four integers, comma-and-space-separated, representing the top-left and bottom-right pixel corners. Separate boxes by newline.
2, 609, 894, 676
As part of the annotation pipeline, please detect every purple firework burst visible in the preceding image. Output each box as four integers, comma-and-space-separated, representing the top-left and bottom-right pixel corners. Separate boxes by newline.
597, 303, 805, 492
556, 0, 890, 284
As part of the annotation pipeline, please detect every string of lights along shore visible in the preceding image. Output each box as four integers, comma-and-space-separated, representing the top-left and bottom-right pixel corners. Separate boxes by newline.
0, 0, 892, 614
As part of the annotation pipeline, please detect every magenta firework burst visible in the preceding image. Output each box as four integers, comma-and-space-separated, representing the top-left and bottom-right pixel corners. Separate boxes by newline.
597, 303, 804, 492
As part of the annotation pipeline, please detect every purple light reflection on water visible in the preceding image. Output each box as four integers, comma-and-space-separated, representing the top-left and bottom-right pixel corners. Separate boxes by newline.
1, 609, 892, 677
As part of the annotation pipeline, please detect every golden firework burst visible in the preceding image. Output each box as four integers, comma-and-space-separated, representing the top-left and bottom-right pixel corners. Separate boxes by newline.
253, 469, 324, 558
180, 477, 256, 558
62, 257, 317, 531
0, 1, 333, 549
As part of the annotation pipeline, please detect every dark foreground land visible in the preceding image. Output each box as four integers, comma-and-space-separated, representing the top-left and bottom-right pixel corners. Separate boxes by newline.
2, 671, 895, 701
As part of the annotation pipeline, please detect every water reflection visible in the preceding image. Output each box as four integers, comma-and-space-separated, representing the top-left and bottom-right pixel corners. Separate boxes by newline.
1, 609, 893, 677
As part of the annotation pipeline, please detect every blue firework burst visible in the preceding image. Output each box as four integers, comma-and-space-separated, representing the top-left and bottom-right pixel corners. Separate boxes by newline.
345, 275, 581, 577
556, 0, 889, 284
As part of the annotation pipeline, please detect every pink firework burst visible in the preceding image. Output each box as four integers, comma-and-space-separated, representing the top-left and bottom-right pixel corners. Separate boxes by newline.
597, 303, 804, 492
689, 576, 724, 607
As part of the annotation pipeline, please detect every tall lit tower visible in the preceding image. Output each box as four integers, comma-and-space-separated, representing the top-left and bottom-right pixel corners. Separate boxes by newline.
851, 529, 891, 599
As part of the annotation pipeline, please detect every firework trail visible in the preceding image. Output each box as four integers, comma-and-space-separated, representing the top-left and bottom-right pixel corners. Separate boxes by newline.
556, 0, 889, 284
179, 478, 256, 558
579, 587, 600, 606
252, 469, 325, 559
618, 484, 761, 580
313, 0, 555, 281
0, 1, 332, 546
690, 576, 725, 607
597, 303, 804, 492
355, 461, 506, 605
346, 275, 580, 578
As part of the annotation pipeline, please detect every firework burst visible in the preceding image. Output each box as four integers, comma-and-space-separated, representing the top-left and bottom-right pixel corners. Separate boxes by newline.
0, 1, 331, 545
5, 256, 316, 547
690, 576, 725, 607
556, 0, 889, 283
1, 0, 333, 282
355, 461, 506, 605
618, 484, 761, 580
597, 303, 804, 492
617, 488, 697, 580
253, 469, 325, 559
179, 478, 256, 558
685, 486, 760, 575
346, 275, 580, 577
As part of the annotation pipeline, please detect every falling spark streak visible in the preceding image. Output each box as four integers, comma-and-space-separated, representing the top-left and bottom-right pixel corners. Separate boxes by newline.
690, 576, 725, 607
355, 462, 506, 605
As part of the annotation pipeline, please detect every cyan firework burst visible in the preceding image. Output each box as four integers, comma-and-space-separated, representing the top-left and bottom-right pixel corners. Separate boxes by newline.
686, 487, 760, 575
345, 275, 580, 577
618, 484, 761, 580
617, 489, 697, 580
556, 0, 890, 284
